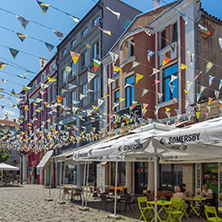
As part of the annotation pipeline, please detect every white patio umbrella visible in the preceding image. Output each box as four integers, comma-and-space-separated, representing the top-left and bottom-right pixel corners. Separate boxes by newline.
0, 163, 19, 184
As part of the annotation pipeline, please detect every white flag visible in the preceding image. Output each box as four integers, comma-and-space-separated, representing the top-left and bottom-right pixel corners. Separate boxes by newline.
39, 57, 48, 70
109, 52, 119, 64
80, 94, 87, 100
106, 7, 120, 20
98, 99, 104, 107
108, 78, 115, 85
88, 72, 95, 83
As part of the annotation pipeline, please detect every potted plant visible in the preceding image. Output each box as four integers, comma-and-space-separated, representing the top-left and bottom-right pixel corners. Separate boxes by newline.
160, 196, 165, 203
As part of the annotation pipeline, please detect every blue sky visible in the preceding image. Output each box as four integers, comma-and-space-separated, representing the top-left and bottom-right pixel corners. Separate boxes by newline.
0, 0, 220, 120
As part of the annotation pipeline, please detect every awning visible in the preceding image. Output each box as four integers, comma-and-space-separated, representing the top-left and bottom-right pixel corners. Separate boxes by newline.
0, 163, 19, 171
37, 150, 53, 169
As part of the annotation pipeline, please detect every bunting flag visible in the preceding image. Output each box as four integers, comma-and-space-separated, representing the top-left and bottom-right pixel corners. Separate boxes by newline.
158, 93, 163, 101
153, 0, 160, 10
69, 84, 77, 90
169, 42, 176, 53
106, 7, 120, 20
198, 24, 210, 35
119, 97, 125, 102
112, 102, 119, 110
147, 50, 155, 62
70, 51, 80, 64
180, 63, 188, 70
194, 71, 202, 81
219, 101, 222, 108
169, 75, 177, 84
219, 38, 222, 52
206, 62, 213, 74
177, 10, 188, 25
57, 96, 63, 103
173, 97, 177, 104
205, 112, 208, 118
165, 111, 171, 118
93, 59, 102, 72
80, 94, 87, 100
153, 80, 160, 85
37, 1, 50, 14
52, 30, 64, 41
103, 94, 110, 97
87, 89, 94, 93
208, 97, 213, 105
65, 66, 71, 75
196, 103, 200, 110
98, 27, 111, 36
39, 57, 48, 70
23, 86, 31, 91
169, 84, 175, 93
124, 83, 132, 88
219, 79, 222, 90
40, 90, 45, 96
155, 106, 160, 112
24, 106, 29, 111
98, 99, 104, 107
150, 68, 160, 77
47, 77, 56, 82
187, 51, 194, 65
200, 85, 206, 94
88, 72, 95, 83
131, 61, 140, 69
73, 100, 80, 104
45, 43, 54, 52
135, 73, 143, 84
2, 79, 8, 83
138, 25, 152, 36
141, 89, 149, 97
215, 90, 220, 99
61, 89, 67, 94
70, 15, 80, 23
207, 106, 211, 113
113, 65, 121, 76
196, 93, 201, 102
0, 62, 7, 70
162, 57, 170, 66
9, 48, 19, 59
15, 32, 27, 42
187, 81, 193, 90
108, 78, 115, 85
109, 52, 119, 64
209, 75, 215, 87
185, 100, 189, 109
41, 83, 49, 89
195, 111, 200, 119
15, 15, 29, 29
130, 41, 136, 48
132, 101, 138, 109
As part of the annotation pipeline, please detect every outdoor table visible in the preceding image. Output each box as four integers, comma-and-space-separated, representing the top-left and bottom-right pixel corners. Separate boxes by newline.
187, 196, 208, 217
149, 200, 172, 222
107, 186, 127, 194
218, 207, 222, 212
64, 185, 77, 201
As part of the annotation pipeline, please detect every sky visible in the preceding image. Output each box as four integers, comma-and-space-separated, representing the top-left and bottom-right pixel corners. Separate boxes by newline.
0, 0, 220, 120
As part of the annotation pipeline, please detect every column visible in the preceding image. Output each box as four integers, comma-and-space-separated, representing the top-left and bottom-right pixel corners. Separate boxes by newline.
125, 162, 131, 194
183, 164, 194, 195
148, 162, 154, 192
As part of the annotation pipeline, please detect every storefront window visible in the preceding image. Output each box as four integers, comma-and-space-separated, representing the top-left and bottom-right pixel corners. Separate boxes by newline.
111, 162, 125, 186
160, 164, 182, 190
135, 162, 148, 194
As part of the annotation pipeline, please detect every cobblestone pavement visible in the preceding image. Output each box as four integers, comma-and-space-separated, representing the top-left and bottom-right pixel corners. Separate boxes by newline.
0, 185, 208, 222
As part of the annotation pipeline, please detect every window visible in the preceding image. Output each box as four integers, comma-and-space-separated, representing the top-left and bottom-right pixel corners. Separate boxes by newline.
48, 88, 51, 103
82, 84, 87, 106
71, 39, 76, 48
111, 162, 125, 186
81, 27, 88, 38
93, 77, 99, 101
160, 164, 182, 190
161, 29, 166, 49
52, 84, 56, 101
81, 51, 87, 68
114, 90, 120, 111
72, 90, 76, 103
125, 76, 134, 107
92, 16, 100, 27
129, 39, 134, 57
62, 69, 67, 82
62, 48, 66, 57
33, 81, 37, 88
41, 71, 46, 81
162, 64, 178, 102
122, 43, 125, 61
172, 22, 178, 42
71, 62, 76, 76
93, 42, 99, 59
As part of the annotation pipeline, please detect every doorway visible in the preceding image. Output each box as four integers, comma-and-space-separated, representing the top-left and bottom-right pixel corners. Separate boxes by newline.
135, 162, 148, 194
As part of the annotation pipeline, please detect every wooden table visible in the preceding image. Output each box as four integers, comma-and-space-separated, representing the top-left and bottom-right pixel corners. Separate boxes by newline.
149, 200, 172, 222
107, 186, 127, 194
187, 196, 208, 217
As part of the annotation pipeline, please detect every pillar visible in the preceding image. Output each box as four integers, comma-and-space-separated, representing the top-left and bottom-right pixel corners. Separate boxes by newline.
183, 164, 195, 195
148, 162, 154, 192
125, 162, 131, 194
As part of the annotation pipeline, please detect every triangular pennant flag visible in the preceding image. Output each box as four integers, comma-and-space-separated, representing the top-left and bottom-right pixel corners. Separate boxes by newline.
187, 51, 194, 65
70, 15, 80, 23
119, 97, 125, 102
136, 73, 143, 84
80, 94, 87, 100
157, 93, 163, 101
209, 75, 215, 87
98, 99, 104, 107
132, 101, 138, 109
155, 106, 160, 112
169, 42, 176, 53
52, 30, 64, 41
129, 41, 136, 48
70, 51, 80, 64
39, 57, 48, 70
196, 103, 200, 110
88, 72, 95, 83
208, 97, 213, 105
215, 90, 220, 99
187, 81, 193, 90
40, 90, 45, 96
17, 75, 26, 79
153, 0, 160, 10
169, 84, 176, 93
112, 102, 119, 110
177, 10, 188, 25
124, 83, 132, 88
153, 80, 160, 85
200, 85, 206, 94
23, 86, 31, 91
45, 42, 54, 52
138, 25, 152, 36
131, 61, 140, 69
113, 66, 121, 76
109, 52, 119, 64
41, 83, 49, 89
93, 59, 102, 72
15, 32, 27, 42
185, 100, 189, 108
196, 93, 201, 102
37, 1, 50, 14
162, 57, 170, 66
108, 78, 115, 85
180, 63, 188, 70
219, 38, 222, 52
196, 112, 200, 119
165, 111, 171, 118
105, 7, 120, 20
206, 62, 213, 74
198, 24, 210, 35
173, 97, 177, 104
147, 50, 155, 62
72, 107, 78, 114
57, 96, 63, 103
143, 103, 149, 111
9, 48, 19, 59
15, 15, 29, 29
170, 75, 177, 84
207, 106, 211, 113
98, 27, 111, 36
69, 84, 77, 90
219, 79, 222, 90
219, 100, 222, 108
150, 68, 160, 77
142, 89, 149, 97
0, 62, 7, 70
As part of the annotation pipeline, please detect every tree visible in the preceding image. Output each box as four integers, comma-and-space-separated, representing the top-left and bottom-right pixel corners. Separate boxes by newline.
0, 148, 10, 163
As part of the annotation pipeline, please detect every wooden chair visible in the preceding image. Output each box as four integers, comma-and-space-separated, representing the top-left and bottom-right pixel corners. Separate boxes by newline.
205, 205, 222, 222
63, 187, 70, 199
73, 188, 82, 201
137, 196, 154, 221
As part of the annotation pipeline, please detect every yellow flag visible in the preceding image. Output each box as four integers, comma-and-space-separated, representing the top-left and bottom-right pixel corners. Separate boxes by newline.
184, 89, 189, 94
136, 73, 144, 84
119, 97, 125, 102
196, 112, 200, 119
180, 63, 188, 70
47, 77, 56, 82
103, 94, 110, 97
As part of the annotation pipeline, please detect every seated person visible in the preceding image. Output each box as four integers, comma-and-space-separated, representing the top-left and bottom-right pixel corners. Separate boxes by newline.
179, 183, 191, 213
202, 184, 213, 198
173, 186, 187, 201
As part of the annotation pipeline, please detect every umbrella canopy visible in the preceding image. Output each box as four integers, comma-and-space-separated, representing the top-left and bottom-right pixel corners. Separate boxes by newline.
0, 163, 19, 171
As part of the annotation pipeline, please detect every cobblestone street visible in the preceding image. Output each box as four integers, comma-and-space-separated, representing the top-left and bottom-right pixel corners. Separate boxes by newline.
0, 185, 212, 222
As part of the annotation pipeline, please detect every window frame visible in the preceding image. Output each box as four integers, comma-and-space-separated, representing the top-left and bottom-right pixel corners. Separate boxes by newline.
81, 51, 87, 68
93, 42, 99, 59
81, 27, 88, 38
92, 16, 100, 28
71, 39, 77, 48
114, 90, 120, 112
128, 38, 134, 57
160, 29, 166, 49
61, 48, 67, 57
82, 83, 88, 106
93, 76, 99, 102
171, 22, 178, 43
125, 75, 134, 107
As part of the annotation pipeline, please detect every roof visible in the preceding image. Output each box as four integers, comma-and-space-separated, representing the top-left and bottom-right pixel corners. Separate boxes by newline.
0, 120, 19, 127
201, 8, 222, 25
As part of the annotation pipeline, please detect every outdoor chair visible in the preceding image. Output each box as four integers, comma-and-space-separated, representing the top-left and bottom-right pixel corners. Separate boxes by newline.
99, 193, 113, 210
63, 187, 71, 200
204, 205, 222, 222
137, 196, 154, 221
117, 195, 135, 213
73, 188, 81, 201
